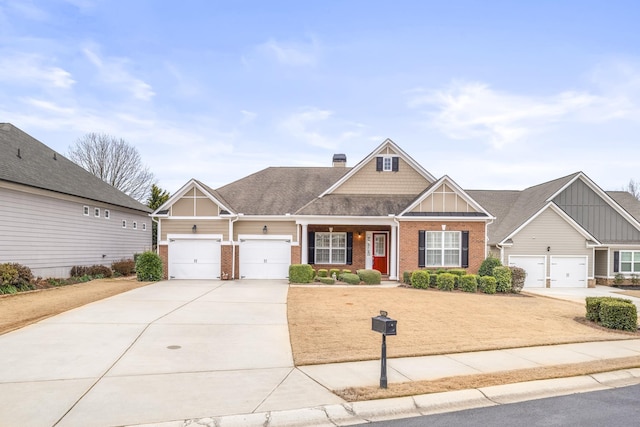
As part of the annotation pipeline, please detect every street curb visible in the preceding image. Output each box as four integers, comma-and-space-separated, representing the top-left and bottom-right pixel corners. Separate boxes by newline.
130, 369, 640, 427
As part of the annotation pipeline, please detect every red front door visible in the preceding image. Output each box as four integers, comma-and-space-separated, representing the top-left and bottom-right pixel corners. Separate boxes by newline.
372, 233, 388, 274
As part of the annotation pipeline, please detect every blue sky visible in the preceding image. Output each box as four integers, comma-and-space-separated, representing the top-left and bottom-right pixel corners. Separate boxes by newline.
2, 1, 640, 195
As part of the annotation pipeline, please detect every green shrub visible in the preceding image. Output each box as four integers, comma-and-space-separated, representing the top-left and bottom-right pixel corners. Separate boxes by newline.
459, 274, 478, 292
88, 265, 113, 278
479, 256, 502, 277
411, 270, 430, 289
479, 276, 497, 294
614, 273, 625, 286
329, 268, 341, 279
403, 271, 412, 285
437, 273, 456, 291
317, 276, 335, 285
317, 269, 328, 278
448, 269, 467, 277
632, 274, 640, 286
585, 296, 633, 322
493, 266, 512, 292
112, 259, 136, 276
0, 284, 18, 294
357, 269, 381, 285
509, 266, 526, 293
342, 269, 352, 274
429, 272, 438, 287
341, 273, 361, 285
136, 251, 163, 281
599, 299, 638, 331
0, 263, 34, 292
289, 264, 315, 283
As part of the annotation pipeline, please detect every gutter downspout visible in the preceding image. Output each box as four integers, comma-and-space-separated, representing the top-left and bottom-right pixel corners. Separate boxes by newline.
485, 218, 494, 261
230, 216, 239, 279
394, 216, 400, 282
151, 216, 160, 254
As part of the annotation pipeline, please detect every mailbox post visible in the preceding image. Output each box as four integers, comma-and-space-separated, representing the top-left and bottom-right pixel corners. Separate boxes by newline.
371, 310, 397, 388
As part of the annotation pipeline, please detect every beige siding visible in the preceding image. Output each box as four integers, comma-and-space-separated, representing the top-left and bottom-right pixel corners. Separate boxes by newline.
234, 221, 297, 241
0, 185, 151, 278
332, 157, 431, 195
170, 186, 221, 216
503, 208, 592, 277
594, 250, 609, 277
161, 219, 228, 241
410, 183, 477, 213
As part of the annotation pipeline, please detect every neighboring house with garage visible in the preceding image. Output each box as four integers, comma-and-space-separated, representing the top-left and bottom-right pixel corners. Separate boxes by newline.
0, 123, 152, 278
152, 139, 494, 281
468, 172, 640, 289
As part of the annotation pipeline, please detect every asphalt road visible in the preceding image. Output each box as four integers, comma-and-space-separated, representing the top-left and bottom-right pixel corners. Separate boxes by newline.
359, 384, 640, 426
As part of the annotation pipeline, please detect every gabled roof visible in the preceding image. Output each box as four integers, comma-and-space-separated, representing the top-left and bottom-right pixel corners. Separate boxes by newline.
608, 191, 640, 223
0, 123, 150, 213
215, 167, 350, 215
400, 175, 493, 218
319, 138, 436, 197
467, 172, 581, 244
152, 178, 235, 216
296, 194, 416, 216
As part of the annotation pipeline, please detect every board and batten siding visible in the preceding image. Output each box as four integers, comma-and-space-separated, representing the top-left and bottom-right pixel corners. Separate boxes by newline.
233, 221, 297, 241
553, 178, 640, 242
502, 208, 593, 277
160, 219, 228, 241
0, 186, 151, 278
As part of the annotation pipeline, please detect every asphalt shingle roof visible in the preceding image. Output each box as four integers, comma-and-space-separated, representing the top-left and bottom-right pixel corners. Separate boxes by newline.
0, 123, 151, 212
296, 194, 418, 216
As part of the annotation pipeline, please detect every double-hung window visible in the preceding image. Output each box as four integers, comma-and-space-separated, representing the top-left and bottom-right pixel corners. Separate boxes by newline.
425, 231, 461, 267
620, 251, 640, 273
315, 232, 347, 264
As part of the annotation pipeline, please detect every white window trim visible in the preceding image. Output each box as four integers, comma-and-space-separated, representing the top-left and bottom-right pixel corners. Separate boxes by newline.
133, 221, 138, 230
83, 206, 89, 216
425, 230, 461, 267
94, 208, 100, 218
315, 231, 347, 264
619, 250, 640, 274
104, 209, 110, 219
122, 220, 127, 228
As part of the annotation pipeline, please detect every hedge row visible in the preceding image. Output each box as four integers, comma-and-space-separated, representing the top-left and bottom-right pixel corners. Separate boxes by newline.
288, 265, 382, 285
585, 296, 637, 331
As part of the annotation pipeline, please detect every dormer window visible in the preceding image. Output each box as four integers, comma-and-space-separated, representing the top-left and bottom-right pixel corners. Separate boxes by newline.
376, 156, 399, 172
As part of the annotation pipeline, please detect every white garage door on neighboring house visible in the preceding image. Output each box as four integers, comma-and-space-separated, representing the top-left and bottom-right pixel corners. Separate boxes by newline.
509, 256, 546, 288
239, 237, 291, 279
550, 256, 587, 288
169, 236, 221, 280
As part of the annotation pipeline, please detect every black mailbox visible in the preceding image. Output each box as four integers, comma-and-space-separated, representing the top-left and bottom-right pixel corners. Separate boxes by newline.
371, 311, 397, 336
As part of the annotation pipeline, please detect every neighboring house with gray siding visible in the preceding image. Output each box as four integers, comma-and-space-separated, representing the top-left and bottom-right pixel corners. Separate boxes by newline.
0, 123, 152, 278
468, 172, 640, 288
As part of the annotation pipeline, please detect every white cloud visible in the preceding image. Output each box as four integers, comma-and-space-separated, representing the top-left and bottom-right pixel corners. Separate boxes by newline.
256, 37, 320, 66
240, 109, 257, 123
5, 0, 50, 21
0, 54, 75, 89
83, 45, 155, 101
279, 107, 364, 150
409, 81, 600, 149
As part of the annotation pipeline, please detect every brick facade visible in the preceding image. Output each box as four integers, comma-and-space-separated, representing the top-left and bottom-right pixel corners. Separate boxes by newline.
398, 221, 486, 275
159, 244, 168, 279
221, 245, 233, 279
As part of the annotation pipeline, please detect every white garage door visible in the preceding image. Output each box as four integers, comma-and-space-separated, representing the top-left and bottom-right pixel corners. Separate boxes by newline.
509, 256, 546, 288
240, 239, 291, 279
550, 256, 587, 288
169, 238, 221, 280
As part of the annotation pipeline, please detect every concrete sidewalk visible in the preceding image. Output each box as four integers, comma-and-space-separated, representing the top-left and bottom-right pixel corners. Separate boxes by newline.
2, 281, 640, 427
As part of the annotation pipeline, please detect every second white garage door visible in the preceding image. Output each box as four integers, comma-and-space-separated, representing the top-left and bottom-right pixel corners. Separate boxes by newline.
239, 238, 291, 279
509, 256, 546, 288
169, 237, 221, 280
550, 256, 587, 288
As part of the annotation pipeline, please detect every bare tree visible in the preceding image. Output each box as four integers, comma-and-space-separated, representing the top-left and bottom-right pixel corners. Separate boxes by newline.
624, 179, 640, 201
68, 133, 155, 202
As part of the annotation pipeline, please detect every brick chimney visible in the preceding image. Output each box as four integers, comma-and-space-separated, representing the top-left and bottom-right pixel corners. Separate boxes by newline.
332, 153, 347, 167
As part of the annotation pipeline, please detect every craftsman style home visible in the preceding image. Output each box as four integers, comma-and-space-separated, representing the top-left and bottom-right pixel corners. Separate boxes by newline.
154, 138, 640, 288
153, 139, 493, 281
0, 123, 152, 278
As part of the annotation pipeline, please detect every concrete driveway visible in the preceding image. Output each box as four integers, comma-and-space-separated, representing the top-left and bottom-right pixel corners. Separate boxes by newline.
0, 280, 342, 426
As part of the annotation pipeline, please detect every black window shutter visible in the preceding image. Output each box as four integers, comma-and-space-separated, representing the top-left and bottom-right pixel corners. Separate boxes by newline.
392, 157, 399, 172
418, 230, 425, 268
308, 231, 315, 264
346, 232, 353, 265
461, 231, 469, 268
614, 251, 619, 273
376, 157, 383, 171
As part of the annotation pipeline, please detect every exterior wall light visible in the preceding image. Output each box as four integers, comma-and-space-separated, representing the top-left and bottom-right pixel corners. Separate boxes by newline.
263, 225, 268, 234
192, 225, 197, 233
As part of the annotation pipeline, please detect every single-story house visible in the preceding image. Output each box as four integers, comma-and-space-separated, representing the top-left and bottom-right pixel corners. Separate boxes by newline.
153, 139, 494, 281
0, 123, 152, 278
468, 172, 640, 288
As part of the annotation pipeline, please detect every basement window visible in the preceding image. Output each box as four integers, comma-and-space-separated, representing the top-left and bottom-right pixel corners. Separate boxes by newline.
104, 210, 110, 219
122, 220, 127, 228
94, 208, 100, 218
133, 222, 138, 230
142, 223, 147, 231
83, 206, 89, 216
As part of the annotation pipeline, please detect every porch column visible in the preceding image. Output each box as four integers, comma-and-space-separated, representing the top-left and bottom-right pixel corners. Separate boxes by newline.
389, 224, 398, 280
301, 224, 308, 264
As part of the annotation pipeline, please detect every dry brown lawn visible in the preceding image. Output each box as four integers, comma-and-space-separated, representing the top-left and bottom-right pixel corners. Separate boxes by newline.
616, 290, 640, 299
0, 277, 152, 334
288, 286, 638, 366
